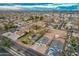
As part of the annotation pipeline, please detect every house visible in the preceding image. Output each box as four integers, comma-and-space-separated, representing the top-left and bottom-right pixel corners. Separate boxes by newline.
2, 32, 20, 41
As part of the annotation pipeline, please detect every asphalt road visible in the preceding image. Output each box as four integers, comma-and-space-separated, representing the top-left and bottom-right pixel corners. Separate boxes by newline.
0, 47, 13, 56
12, 42, 44, 56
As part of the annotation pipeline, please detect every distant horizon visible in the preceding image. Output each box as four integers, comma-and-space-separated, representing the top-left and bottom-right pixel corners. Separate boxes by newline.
0, 3, 79, 11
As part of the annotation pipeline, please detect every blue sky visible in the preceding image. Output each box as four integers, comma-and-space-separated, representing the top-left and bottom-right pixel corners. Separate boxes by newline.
0, 3, 79, 11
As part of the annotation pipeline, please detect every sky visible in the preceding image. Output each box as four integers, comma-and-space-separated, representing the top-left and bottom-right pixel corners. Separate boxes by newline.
0, 3, 79, 11
0, 0, 79, 3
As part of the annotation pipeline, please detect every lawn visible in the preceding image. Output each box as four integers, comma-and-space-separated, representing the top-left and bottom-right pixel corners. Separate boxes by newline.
20, 33, 33, 45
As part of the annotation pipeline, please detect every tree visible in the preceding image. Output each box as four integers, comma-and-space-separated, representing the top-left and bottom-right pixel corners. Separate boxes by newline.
4, 22, 16, 31
21, 37, 32, 45
1, 38, 12, 48
70, 36, 78, 48
39, 16, 43, 21
0, 16, 5, 19
21, 38, 29, 44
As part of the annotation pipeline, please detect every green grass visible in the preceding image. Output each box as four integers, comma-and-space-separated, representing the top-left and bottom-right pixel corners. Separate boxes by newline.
20, 34, 33, 45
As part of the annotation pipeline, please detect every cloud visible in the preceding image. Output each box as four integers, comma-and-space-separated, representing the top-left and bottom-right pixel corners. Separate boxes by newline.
0, 6, 20, 9
0, 3, 78, 11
